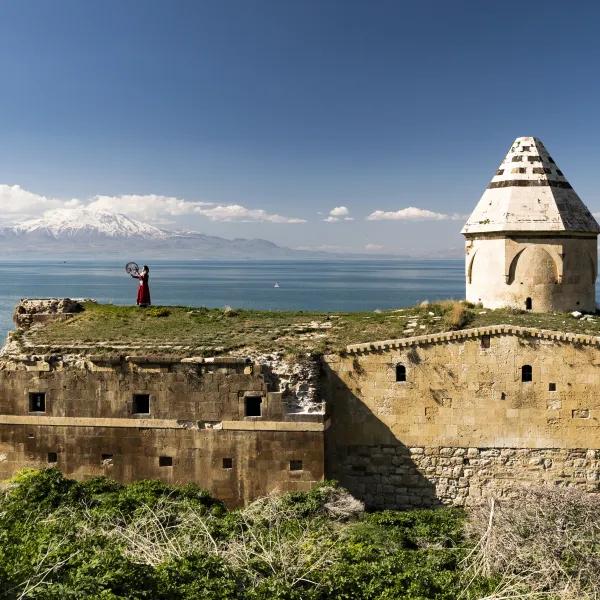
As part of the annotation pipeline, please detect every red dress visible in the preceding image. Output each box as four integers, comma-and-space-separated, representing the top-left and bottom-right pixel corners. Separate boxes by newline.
135, 272, 151, 306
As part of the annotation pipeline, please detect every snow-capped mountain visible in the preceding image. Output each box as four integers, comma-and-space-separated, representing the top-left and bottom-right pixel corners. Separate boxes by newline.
12, 208, 169, 240
0, 208, 327, 259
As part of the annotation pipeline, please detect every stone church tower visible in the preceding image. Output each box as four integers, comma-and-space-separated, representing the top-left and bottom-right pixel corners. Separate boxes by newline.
462, 137, 599, 312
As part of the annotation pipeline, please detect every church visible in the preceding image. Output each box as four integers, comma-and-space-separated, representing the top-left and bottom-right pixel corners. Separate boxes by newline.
462, 136, 599, 312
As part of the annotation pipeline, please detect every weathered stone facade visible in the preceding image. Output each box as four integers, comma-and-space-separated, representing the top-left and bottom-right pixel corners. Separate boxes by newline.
324, 326, 600, 509
2, 301, 600, 509
0, 353, 325, 506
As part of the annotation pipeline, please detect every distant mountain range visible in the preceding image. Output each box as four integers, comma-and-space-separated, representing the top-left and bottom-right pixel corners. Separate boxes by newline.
0, 208, 381, 260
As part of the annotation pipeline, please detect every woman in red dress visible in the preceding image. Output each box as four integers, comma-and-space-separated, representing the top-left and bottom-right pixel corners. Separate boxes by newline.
132, 265, 151, 307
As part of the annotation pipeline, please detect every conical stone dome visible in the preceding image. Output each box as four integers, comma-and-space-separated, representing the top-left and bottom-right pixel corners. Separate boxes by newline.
462, 137, 598, 313
462, 137, 599, 235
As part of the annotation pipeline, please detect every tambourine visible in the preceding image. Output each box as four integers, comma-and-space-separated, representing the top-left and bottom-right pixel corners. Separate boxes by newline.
125, 262, 140, 276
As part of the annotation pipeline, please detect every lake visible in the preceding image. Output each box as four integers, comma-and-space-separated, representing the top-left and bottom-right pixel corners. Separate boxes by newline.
0, 259, 467, 340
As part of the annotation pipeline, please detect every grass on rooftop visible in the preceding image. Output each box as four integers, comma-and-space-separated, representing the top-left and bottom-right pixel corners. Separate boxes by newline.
20, 300, 600, 357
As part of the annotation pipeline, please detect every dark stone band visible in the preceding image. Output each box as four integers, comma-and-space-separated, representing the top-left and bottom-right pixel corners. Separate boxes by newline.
488, 180, 572, 189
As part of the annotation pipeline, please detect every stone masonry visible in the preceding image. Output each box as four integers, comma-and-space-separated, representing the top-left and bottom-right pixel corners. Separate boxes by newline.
336, 445, 600, 510
2, 292, 600, 509
324, 325, 600, 509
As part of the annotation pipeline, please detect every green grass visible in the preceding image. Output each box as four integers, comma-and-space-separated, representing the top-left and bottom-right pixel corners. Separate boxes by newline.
19, 300, 600, 357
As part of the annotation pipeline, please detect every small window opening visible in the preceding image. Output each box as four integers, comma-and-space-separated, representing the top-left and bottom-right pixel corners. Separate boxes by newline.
525, 297, 532, 310
47, 452, 58, 463
500, 392, 506, 400
481, 335, 491, 349
101, 453, 113, 465
290, 460, 303, 471
222, 458, 233, 469
521, 365, 532, 382
29, 392, 46, 413
245, 396, 262, 417
576, 301, 580, 306
549, 383, 556, 392
395, 364, 406, 382
159, 456, 173, 467
132, 394, 150, 414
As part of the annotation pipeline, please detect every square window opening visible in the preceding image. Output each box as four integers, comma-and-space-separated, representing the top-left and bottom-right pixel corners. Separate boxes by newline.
549, 383, 556, 392
222, 457, 233, 469
245, 396, 262, 417
47, 452, 58, 464
101, 453, 113, 465
132, 394, 150, 414
290, 460, 303, 471
159, 456, 173, 467
29, 392, 46, 413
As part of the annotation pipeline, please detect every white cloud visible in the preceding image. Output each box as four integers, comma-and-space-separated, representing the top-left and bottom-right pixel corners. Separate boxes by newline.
330, 206, 349, 217
324, 205, 354, 222
192, 204, 306, 223
91, 195, 305, 223
0, 184, 81, 221
365, 243, 384, 251
88, 195, 211, 221
367, 207, 461, 221
0, 185, 305, 225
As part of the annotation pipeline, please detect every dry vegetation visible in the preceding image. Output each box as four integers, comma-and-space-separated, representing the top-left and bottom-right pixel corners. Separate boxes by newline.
463, 487, 600, 600
16, 299, 600, 358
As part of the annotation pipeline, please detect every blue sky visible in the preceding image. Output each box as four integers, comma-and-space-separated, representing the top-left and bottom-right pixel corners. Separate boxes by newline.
0, 0, 599, 255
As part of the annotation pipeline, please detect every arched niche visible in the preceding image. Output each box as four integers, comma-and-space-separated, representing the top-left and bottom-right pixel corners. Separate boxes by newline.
508, 246, 559, 286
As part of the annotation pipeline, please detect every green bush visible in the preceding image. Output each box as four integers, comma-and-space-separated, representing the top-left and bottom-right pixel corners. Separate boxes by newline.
0, 469, 494, 600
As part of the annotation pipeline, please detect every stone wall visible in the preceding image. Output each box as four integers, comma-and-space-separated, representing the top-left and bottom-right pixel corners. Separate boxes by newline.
323, 326, 600, 509
0, 354, 325, 506
332, 444, 600, 510
3, 307, 600, 510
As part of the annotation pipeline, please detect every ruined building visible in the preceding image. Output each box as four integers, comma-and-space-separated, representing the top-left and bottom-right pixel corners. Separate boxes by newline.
462, 136, 599, 312
0, 137, 599, 509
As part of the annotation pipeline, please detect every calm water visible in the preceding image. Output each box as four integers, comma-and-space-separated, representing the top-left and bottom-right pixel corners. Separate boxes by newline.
0, 259, 466, 340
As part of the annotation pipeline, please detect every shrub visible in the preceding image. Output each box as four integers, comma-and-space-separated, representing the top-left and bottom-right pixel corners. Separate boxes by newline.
443, 302, 472, 330
0, 470, 497, 599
